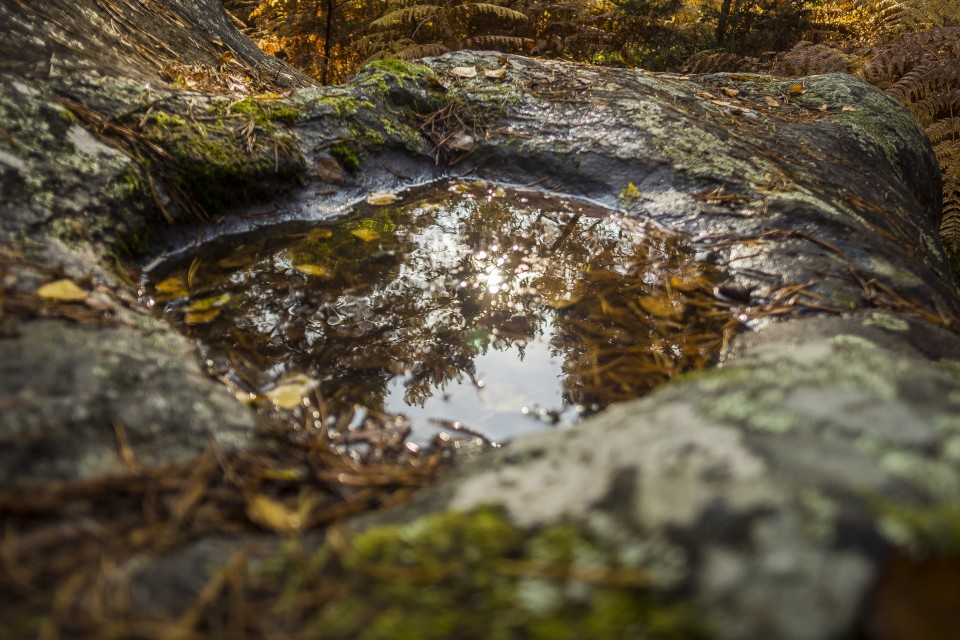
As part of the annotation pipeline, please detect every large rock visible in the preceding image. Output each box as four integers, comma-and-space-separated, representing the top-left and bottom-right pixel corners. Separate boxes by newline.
2, 2, 959, 638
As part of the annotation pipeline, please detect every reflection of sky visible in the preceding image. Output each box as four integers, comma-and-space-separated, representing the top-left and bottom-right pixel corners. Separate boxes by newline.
154, 186, 662, 444
385, 317, 572, 444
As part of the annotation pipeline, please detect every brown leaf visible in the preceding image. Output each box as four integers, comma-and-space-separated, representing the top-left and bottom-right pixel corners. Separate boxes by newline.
316, 156, 345, 184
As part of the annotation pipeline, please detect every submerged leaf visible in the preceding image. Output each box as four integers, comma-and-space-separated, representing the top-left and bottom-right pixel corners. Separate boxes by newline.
351, 228, 381, 242
669, 274, 707, 292
155, 276, 187, 294
295, 263, 329, 277
184, 309, 221, 325
186, 294, 232, 312
37, 279, 87, 302
638, 295, 680, 318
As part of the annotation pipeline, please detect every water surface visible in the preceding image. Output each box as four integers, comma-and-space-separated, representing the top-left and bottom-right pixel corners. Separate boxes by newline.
143, 182, 728, 443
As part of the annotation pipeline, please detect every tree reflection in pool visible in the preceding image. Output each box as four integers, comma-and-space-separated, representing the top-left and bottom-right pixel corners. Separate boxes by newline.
144, 181, 734, 444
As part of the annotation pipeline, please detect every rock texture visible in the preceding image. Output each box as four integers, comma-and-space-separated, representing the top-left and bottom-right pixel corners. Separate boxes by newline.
1, 2, 959, 639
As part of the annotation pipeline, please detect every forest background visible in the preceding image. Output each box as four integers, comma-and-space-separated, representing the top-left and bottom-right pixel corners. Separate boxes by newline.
220, 0, 958, 261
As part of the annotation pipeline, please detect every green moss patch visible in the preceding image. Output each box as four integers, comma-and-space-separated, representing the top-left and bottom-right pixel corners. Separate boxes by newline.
265, 508, 708, 640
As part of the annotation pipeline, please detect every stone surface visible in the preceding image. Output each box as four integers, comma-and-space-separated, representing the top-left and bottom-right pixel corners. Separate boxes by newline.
2, 2, 960, 638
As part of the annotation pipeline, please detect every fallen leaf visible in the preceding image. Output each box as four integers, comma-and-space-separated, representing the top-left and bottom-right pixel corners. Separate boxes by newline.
186, 294, 231, 312
295, 263, 328, 277
246, 494, 302, 533
37, 279, 87, 302
484, 67, 506, 79
764, 95, 780, 107
669, 275, 707, 292
366, 191, 398, 206
351, 228, 381, 242
155, 276, 187, 294
722, 87, 740, 97
638, 295, 680, 318
450, 66, 478, 79
316, 156, 345, 184
184, 309, 221, 325
264, 373, 318, 409
818, 104, 828, 111
789, 83, 806, 95
841, 105, 859, 112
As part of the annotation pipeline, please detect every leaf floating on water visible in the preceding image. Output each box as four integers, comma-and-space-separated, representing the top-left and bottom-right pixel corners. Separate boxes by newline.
450, 66, 478, 79
186, 294, 231, 312
366, 191, 399, 206
264, 373, 318, 409
351, 228, 381, 242
295, 263, 328, 277
638, 295, 680, 318
154, 276, 187, 294
184, 309, 221, 325
246, 494, 302, 533
37, 279, 88, 302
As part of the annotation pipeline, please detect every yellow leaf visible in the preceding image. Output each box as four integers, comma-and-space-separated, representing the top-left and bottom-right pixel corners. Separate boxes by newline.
184, 309, 221, 325
295, 263, 328, 277
257, 92, 282, 99
764, 96, 780, 107
264, 374, 318, 409
722, 87, 740, 97
450, 66, 478, 79
669, 275, 706, 292
638, 295, 680, 318
351, 228, 381, 242
789, 84, 806, 95
246, 494, 302, 533
155, 276, 187, 294
37, 279, 88, 302
366, 191, 398, 206
186, 294, 231, 311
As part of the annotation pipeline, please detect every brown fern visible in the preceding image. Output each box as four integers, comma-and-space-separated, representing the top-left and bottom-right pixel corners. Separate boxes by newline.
858, 27, 960, 257
769, 41, 854, 75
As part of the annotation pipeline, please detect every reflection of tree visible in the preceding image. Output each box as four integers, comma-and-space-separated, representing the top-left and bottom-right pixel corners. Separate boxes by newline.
153, 184, 731, 423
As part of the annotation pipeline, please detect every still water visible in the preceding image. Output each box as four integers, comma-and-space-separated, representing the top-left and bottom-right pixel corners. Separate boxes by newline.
143, 181, 727, 443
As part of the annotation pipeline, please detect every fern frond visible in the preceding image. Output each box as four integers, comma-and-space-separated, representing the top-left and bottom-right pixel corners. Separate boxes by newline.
770, 41, 854, 76
394, 42, 451, 59
448, 3, 529, 23
912, 89, 960, 127
934, 139, 960, 252
369, 5, 439, 30
928, 118, 960, 146
462, 35, 533, 51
